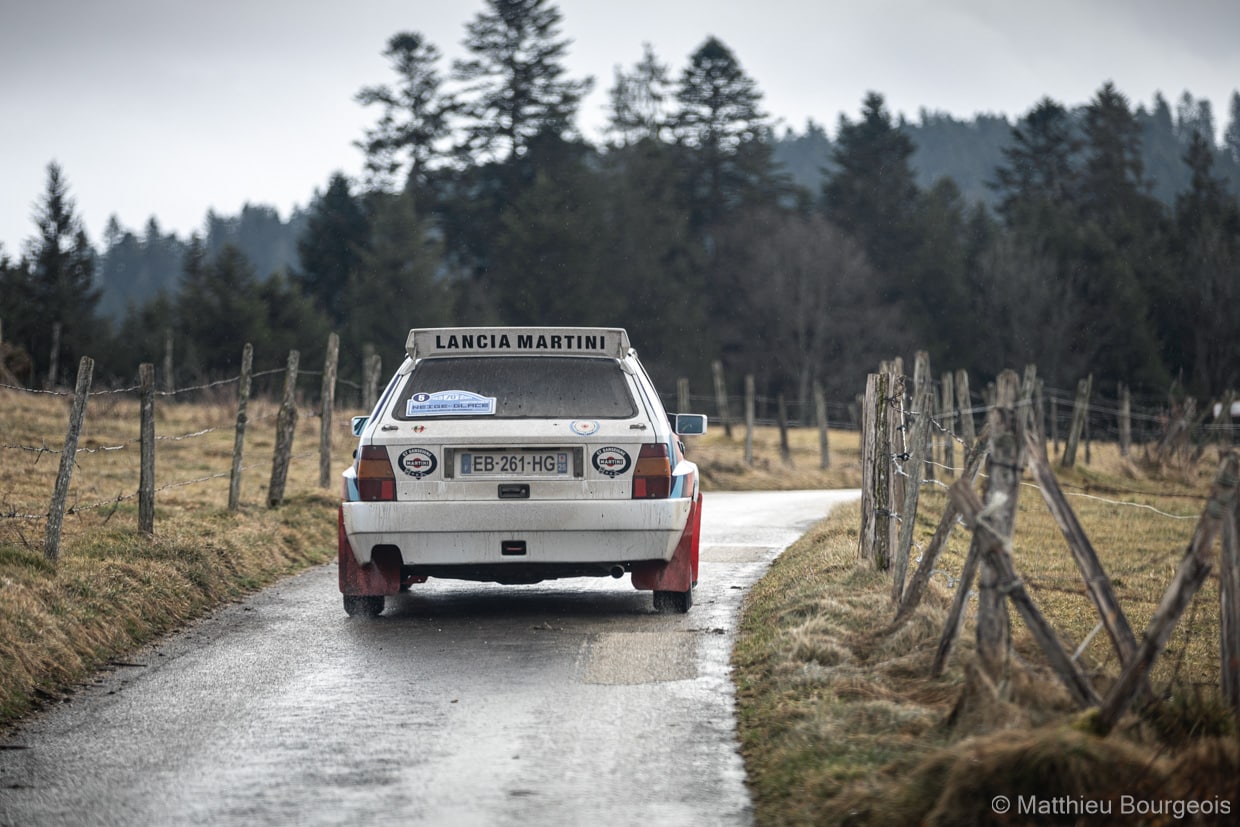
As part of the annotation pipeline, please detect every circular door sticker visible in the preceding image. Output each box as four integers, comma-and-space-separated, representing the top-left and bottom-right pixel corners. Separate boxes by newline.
570, 420, 600, 436
592, 446, 631, 477
397, 447, 438, 479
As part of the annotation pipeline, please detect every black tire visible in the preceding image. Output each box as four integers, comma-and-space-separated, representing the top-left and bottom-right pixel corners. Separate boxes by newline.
653, 588, 693, 614
343, 594, 385, 617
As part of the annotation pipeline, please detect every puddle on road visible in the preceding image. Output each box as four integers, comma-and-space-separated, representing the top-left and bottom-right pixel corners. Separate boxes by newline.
579, 631, 698, 684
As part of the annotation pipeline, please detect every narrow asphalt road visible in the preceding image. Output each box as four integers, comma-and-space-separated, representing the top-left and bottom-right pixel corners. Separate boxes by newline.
0, 489, 859, 827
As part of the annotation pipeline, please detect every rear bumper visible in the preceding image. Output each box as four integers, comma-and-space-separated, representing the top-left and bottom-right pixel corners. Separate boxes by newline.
340, 498, 693, 567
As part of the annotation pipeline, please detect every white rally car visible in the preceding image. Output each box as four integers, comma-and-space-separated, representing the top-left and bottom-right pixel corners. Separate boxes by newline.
338, 327, 706, 616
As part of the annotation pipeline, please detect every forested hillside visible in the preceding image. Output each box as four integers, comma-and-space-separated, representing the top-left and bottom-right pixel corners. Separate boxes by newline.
3, 0, 1238, 411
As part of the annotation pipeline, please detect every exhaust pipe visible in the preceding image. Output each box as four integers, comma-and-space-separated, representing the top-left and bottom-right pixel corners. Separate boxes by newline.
609, 565, 625, 579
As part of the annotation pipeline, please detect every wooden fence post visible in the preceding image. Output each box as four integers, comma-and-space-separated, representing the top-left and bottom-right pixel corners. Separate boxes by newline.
267, 350, 300, 508
163, 329, 175, 396
319, 332, 339, 489
362, 344, 377, 411
1119, 383, 1132, 457
44, 356, 93, 564
712, 360, 733, 439
138, 363, 155, 534
1061, 374, 1092, 468
777, 394, 791, 466
46, 321, 62, 390
814, 380, 830, 470
859, 372, 895, 569
677, 378, 690, 413
1098, 451, 1239, 731
1219, 475, 1240, 715
940, 372, 956, 477
893, 351, 932, 604
744, 375, 755, 467
228, 343, 253, 512
955, 369, 975, 455
975, 369, 1023, 689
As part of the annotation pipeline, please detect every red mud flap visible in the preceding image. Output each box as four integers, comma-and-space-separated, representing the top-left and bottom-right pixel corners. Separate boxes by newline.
338, 507, 401, 596
631, 492, 702, 592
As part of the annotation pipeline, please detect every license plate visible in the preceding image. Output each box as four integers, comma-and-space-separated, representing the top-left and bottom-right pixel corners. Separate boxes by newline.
460, 450, 571, 477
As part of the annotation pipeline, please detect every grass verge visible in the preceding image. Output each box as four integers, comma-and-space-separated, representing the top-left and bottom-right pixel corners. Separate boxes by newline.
733, 442, 1240, 825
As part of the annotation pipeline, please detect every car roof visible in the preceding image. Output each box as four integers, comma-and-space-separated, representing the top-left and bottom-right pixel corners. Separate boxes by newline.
406, 327, 631, 362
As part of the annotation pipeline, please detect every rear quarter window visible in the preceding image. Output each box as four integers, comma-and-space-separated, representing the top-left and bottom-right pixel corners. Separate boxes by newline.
393, 356, 637, 420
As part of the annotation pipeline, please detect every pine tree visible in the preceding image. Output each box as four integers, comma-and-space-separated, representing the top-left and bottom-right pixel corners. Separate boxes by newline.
821, 93, 922, 294
453, 0, 592, 162
21, 163, 102, 385
296, 173, 370, 323
343, 185, 450, 362
355, 32, 452, 190
991, 97, 1080, 226
606, 43, 673, 147
672, 36, 777, 228
1170, 131, 1240, 394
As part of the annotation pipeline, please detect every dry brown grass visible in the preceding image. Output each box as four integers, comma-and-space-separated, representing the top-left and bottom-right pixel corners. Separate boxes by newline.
0, 387, 355, 728
733, 438, 1240, 826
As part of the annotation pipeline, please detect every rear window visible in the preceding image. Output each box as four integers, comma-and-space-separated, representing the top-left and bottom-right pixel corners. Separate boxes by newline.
393, 356, 637, 420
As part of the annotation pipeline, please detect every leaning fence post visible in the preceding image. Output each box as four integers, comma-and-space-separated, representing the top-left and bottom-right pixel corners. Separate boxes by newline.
1098, 451, 1240, 731
228, 343, 253, 511
319, 332, 339, 489
44, 356, 94, 564
267, 350, 300, 508
713, 360, 733, 439
138, 363, 155, 534
1061, 375, 1091, 469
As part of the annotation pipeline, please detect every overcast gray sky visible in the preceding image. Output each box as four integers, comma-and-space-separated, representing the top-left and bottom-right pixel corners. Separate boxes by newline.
3, 0, 1239, 255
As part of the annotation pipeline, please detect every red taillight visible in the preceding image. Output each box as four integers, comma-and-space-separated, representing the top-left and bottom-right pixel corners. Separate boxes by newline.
357, 446, 396, 501
632, 443, 672, 499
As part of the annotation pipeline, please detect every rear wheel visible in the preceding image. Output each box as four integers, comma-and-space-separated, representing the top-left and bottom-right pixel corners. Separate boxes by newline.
343, 594, 385, 617
653, 588, 692, 614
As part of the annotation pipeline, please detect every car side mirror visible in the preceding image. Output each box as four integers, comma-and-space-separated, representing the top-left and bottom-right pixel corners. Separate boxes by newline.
351, 416, 369, 437
673, 413, 707, 436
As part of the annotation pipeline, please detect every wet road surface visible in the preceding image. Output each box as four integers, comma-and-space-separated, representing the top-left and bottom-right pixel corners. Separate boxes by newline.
0, 489, 859, 826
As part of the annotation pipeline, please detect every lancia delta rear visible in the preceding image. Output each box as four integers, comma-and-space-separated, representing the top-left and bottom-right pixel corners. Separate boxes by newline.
338, 327, 706, 617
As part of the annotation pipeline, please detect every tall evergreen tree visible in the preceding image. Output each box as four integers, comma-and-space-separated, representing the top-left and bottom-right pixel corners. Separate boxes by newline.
355, 32, 452, 190
342, 185, 450, 364
991, 97, 1080, 227
606, 43, 673, 146
1169, 130, 1240, 394
18, 163, 102, 386
176, 239, 268, 377
296, 173, 370, 324
1226, 92, 1240, 164
821, 93, 922, 296
1076, 83, 1169, 388
453, 0, 592, 162
672, 36, 778, 228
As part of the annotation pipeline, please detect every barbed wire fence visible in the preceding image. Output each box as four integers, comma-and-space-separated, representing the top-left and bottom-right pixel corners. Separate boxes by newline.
0, 333, 376, 564
850, 353, 1240, 727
